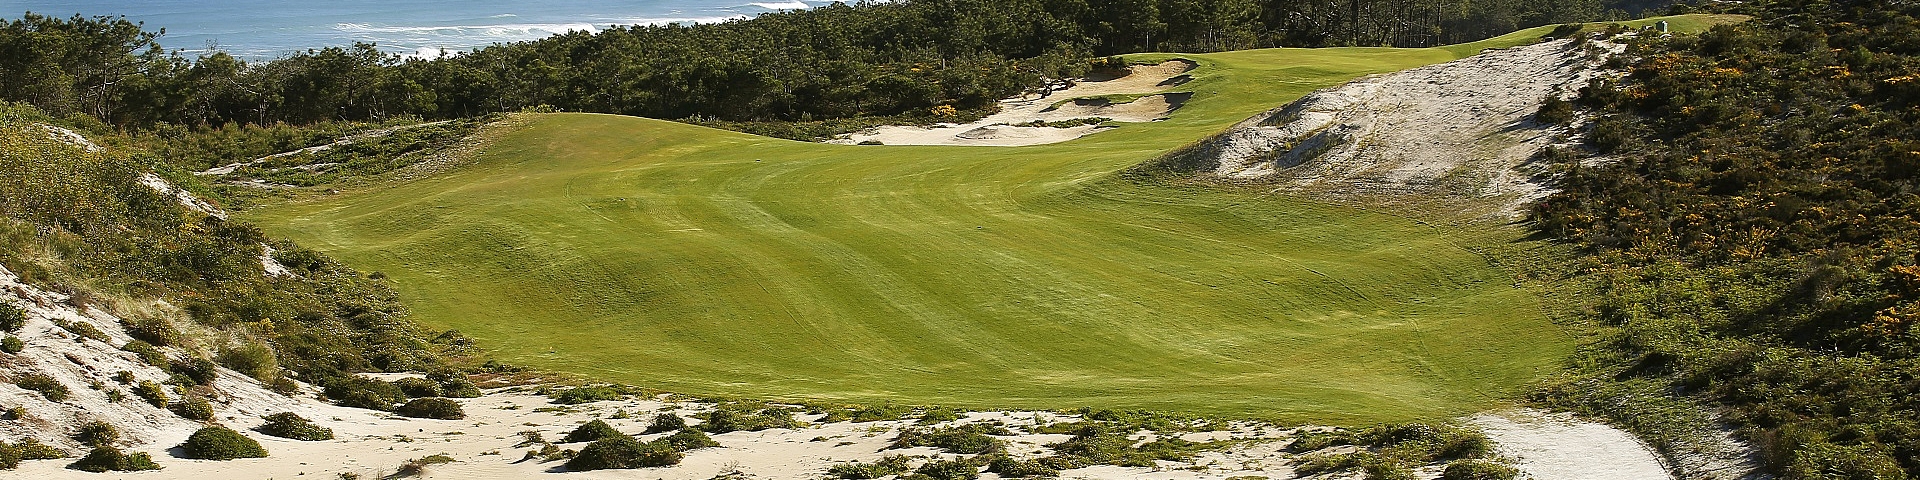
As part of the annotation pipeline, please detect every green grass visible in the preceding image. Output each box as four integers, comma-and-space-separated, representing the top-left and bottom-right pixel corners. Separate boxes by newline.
243, 16, 1736, 422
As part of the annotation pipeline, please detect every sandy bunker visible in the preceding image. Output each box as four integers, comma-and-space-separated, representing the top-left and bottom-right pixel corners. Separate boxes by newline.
831, 60, 1195, 146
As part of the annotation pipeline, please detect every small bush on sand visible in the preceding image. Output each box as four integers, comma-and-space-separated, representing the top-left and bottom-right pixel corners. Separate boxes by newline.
394, 454, 455, 477
563, 419, 623, 443
1442, 459, 1520, 480
322, 376, 406, 411
0, 336, 22, 354
0, 302, 24, 332
258, 412, 335, 441
564, 436, 681, 471
132, 381, 168, 407
14, 439, 65, 459
427, 370, 481, 398
16, 373, 69, 401
549, 385, 627, 404
179, 426, 267, 460
656, 429, 720, 451
913, 458, 980, 480
66, 446, 160, 472
985, 455, 1059, 478
74, 421, 119, 447
827, 454, 912, 479
396, 398, 464, 419
122, 316, 180, 347
393, 377, 442, 398
644, 413, 686, 434
215, 342, 278, 381
171, 356, 219, 385
170, 396, 215, 421
121, 340, 167, 367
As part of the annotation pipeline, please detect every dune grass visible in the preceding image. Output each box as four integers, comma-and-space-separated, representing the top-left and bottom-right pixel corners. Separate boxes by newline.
244, 15, 1736, 422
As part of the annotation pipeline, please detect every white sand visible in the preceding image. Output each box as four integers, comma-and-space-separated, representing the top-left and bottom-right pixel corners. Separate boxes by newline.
1180, 36, 1624, 217
831, 60, 1195, 146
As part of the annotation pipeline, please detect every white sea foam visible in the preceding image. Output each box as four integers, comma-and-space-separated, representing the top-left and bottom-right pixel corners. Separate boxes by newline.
333, 22, 600, 36
747, 1, 811, 9
599, 14, 749, 26
489, 13, 517, 18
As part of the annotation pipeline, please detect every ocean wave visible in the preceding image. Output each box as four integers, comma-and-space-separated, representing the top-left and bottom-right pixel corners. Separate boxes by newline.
489, 14, 517, 18
598, 15, 749, 26
746, 1, 811, 9
333, 22, 600, 36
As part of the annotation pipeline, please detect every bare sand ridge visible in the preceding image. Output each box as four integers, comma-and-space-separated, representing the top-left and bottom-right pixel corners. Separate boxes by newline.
1170, 37, 1621, 217
829, 60, 1195, 146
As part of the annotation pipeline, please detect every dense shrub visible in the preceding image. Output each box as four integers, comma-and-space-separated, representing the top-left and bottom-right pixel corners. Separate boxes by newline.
548, 385, 627, 404
170, 396, 215, 421
426, 370, 480, 398
12, 439, 64, 459
257, 412, 334, 441
395, 397, 464, 419
215, 342, 278, 381
16, 373, 69, 401
1442, 459, 1520, 480
179, 426, 267, 460
828, 454, 912, 479
0, 335, 20, 353
644, 412, 686, 434
171, 356, 219, 385
890, 424, 1008, 455
393, 377, 442, 398
563, 436, 681, 471
1535, 96, 1575, 125
73, 421, 119, 448
56, 321, 108, 343
0, 302, 23, 332
563, 419, 623, 443
322, 376, 405, 411
913, 459, 980, 480
985, 455, 1060, 478
121, 316, 179, 346
121, 340, 166, 367
131, 381, 168, 407
656, 429, 720, 451
66, 446, 160, 472
699, 403, 799, 433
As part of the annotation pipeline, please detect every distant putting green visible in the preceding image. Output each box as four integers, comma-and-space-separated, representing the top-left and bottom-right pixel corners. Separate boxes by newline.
246, 16, 1737, 422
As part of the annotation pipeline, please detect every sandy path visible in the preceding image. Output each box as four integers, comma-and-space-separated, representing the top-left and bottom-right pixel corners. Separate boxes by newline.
1471, 409, 1672, 480
830, 60, 1195, 146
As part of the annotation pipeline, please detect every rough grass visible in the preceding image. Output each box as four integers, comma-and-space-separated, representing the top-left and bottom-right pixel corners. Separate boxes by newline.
242, 15, 1731, 423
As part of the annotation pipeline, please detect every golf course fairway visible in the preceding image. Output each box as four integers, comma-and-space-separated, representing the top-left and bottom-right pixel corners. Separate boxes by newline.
245, 16, 1736, 422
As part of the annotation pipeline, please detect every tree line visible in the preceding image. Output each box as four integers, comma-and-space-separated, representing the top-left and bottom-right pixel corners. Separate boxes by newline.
2, 0, 1665, 131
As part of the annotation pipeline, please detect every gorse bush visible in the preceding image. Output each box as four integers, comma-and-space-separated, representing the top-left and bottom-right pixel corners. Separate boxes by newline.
170, 396, 215, 421
66, 446, 160, 472
395, 397, 464, 419
1529, 2, 1920, 477
913, 459, 980, 480
257, 412, 334, 441
655, 429, 720, 451
563, 436, 681, 471
120, 340, 166, 367
0, 301, 22, 332
0, 335, 20, 353
131, 381, 167, 407
827, 454, 912, 479
121, 316, 179, 346
16, 373, 68, 402
73, 421, 119, 448
323, 376, 406, 411
393, 377, 442, 398
699, 402, 799, 433
889, 424, 1008, 455
563, 419, 623, 443
644, 412, 686, 434
426, 370, 481, 398
179, 426, 267, 460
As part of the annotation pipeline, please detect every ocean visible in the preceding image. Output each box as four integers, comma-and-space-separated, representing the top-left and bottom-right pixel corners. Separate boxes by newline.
3, 0, 822, 60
